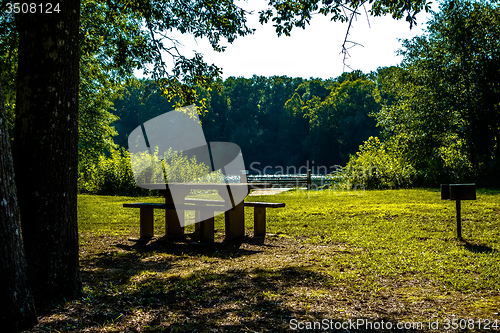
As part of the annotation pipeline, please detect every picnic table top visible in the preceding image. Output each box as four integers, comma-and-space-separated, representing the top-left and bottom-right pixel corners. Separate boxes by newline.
140, 182, 273, 190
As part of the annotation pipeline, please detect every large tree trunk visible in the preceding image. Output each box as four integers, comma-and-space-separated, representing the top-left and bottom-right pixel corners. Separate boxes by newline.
13, 1, 82, 306
0, 79, 38, 332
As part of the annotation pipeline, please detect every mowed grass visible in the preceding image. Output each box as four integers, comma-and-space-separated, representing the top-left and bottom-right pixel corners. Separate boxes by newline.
32, 189, 500, 332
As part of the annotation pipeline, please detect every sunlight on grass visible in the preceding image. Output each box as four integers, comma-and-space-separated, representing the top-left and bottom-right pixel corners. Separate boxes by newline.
251, 189, 500, 293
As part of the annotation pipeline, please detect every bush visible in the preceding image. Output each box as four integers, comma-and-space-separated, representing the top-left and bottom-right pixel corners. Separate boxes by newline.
78, 147, 149, 196
329, 136, 416, 189
78, 147, 225, 196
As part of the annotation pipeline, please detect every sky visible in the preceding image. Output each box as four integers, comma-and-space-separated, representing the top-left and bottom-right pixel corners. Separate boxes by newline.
141, 1, 439, 80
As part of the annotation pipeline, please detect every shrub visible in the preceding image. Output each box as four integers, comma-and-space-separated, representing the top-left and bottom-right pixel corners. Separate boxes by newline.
78, 146, 225, 196
78, 147, 149, 196
330, 136, 416, 189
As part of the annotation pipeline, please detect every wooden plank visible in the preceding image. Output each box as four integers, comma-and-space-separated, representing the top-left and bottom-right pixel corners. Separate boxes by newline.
184, 198, 226, 205
177, 204, 231, 211
254, 206, 266, 237
165, 209, 184, 236
124, 202, 165, 208
124, 202, 230, 211
195, 211, 201, 233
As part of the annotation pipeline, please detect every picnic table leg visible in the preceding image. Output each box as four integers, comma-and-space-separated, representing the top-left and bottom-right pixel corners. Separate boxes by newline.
225, 201, 245, 240
199, 210, 215, 243
254, 207, 266, 237
139, 207, 154, 239
165, 209, 184, 236
163, 189, 186, 237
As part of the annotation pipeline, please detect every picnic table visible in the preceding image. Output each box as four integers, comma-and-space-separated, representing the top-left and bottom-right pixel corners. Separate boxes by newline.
124, 182, 285, 243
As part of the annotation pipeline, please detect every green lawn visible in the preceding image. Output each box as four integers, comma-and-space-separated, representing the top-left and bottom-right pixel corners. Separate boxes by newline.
35, 189, 500, 332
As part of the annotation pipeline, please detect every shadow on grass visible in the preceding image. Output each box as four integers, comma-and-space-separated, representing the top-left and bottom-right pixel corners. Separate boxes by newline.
77, 245, 328, 331
32, 234, 432, 332
116, 234, 269, 258
462, 240, 497, 254
80, 262, 416, 332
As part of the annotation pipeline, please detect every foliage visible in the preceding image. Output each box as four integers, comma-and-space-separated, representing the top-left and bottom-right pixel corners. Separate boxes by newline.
1, 0, 437, 186
277, 92, 309, 166
333, 136, 416, 189
78, 146, 223, 195
1, 0, 255, 183
131, 147, 222, 184
162, 148, 223, 183
259, 0, 432, 36
302, 76, 381, 166
373, 0, 500, 186
78, 68, 122, 171
1, 0, 436, 192
78, 0, 255, 111
110, 74, 381, 171
0, 10, 16, 137
78, 147, 143, 196
1, 1, 134, 171
111, 80, 177, 149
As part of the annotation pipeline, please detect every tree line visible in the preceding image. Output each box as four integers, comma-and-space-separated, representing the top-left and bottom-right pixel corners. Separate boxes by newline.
109, 71, 380, 173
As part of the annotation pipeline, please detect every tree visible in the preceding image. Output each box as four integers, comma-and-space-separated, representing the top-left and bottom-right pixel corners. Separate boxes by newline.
0, 78, 37, 332
13, 0, 82, 305
277, 92, 309, 166
374, 0, 500, 185
302, 75, 380, 166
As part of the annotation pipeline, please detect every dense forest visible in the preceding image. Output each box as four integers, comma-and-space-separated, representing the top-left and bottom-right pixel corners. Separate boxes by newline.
110, 71, 380, 173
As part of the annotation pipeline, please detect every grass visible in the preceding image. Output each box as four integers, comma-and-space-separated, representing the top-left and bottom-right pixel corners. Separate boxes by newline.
29, 188, 500, 332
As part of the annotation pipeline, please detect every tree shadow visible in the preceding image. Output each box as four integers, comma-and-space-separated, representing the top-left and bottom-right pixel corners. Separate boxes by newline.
47, 260, 424, 332
32, 234, 432, 333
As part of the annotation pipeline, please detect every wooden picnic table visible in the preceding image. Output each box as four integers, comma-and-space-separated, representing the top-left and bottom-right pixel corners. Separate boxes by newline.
128, 182, 274, 241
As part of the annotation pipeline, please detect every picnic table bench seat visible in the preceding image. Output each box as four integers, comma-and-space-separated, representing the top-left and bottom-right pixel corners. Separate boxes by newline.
123, 199, 285, 242
123, 201, 229, 243
243, 201, 285, 236
184, 199, 285, 237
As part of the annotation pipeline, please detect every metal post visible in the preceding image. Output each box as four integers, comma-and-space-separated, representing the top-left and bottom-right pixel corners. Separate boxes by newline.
456, 199, 462, 240
307, 169, 311, 191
